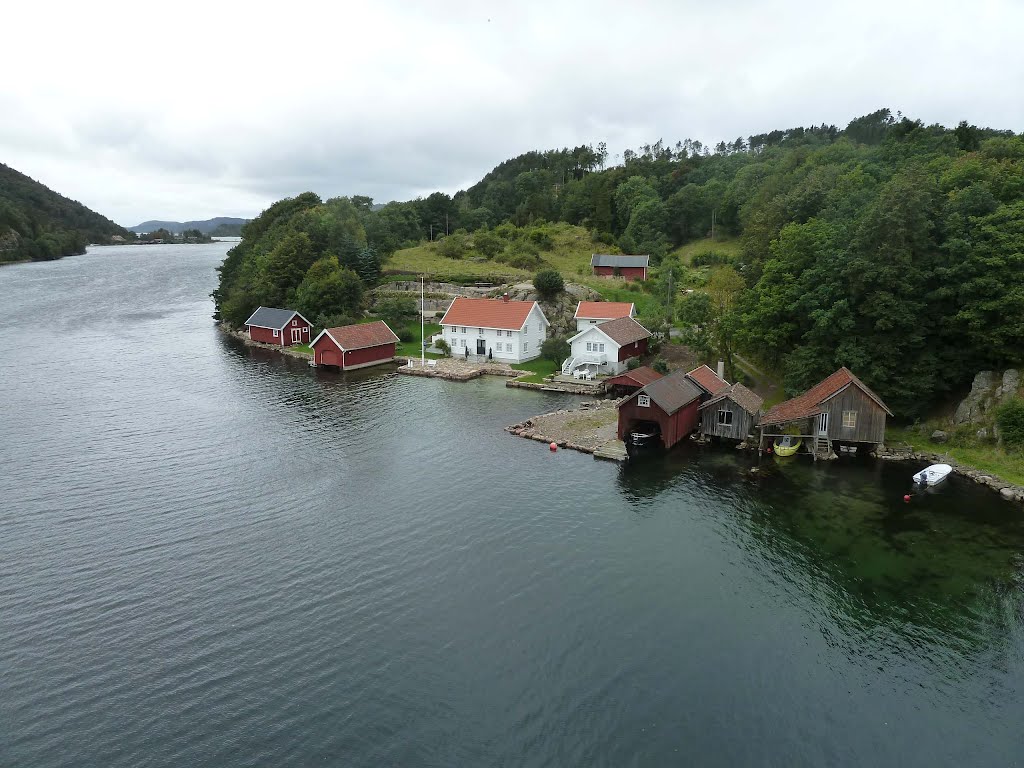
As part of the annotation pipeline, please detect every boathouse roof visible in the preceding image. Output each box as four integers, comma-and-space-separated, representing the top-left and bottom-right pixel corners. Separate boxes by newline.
590, 254, 650, 268
685, 364, 729, 395
574, 301, 636, 320
312, 320, 399, 351
636, 369, 703, 415
699, 382, 764, 415
760, 367, 893, 425
606, 366, 663, 389
244, 306, 310, 330
439, 297, 545, 331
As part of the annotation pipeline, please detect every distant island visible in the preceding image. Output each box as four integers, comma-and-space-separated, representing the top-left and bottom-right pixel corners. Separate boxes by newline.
0, 162, 130, 263
129, 216, 250, 237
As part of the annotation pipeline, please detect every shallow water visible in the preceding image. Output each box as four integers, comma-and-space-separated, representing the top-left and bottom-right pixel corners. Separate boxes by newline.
1, 244, 1023, 767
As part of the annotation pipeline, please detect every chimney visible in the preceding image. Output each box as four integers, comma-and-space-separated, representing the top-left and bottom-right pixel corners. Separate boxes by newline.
502, 293, 509, 303
717, 360, 725, 380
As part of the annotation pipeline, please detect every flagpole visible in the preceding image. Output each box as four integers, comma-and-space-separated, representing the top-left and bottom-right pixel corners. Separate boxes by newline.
420, 275, 425, 367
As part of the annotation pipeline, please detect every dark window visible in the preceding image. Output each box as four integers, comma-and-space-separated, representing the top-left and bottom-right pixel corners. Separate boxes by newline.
717, 410, 733, 426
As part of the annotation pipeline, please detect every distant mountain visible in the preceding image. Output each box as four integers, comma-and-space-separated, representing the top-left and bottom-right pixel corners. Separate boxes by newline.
0, 163, 130, 263
129, 216, 250, 236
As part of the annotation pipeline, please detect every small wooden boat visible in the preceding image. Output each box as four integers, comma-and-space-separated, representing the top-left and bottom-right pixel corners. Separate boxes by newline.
913, 463, 952, 486
774, 435, 802, 457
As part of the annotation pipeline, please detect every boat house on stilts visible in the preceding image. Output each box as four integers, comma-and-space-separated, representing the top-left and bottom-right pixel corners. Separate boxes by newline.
758, 367, 893, 458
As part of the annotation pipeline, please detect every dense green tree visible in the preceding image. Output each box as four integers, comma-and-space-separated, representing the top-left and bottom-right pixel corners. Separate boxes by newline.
533, 268, 564, 299
294, 256, 364, 322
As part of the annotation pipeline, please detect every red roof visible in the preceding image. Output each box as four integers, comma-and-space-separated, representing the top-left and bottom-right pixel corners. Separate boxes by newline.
574, 301, 634, 320
685, 365, 729, 395
440, 297, 539, 330
313, 320, 399, 351
760, 367, 893, 425
606, 366, 663, 388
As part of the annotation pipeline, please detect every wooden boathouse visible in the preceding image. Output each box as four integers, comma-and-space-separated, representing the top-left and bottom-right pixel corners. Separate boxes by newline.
618, 369, 703, 451
758, 367, 892, 457
698, 383, 764, 442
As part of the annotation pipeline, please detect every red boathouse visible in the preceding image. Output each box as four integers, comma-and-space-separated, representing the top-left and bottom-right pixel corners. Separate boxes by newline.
244, 306, 313, 346
311, 320, 400, 370
618, 369, 703, 451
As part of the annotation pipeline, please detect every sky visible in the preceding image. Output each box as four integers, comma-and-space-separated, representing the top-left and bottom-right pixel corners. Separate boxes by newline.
2, 0, 1022, 226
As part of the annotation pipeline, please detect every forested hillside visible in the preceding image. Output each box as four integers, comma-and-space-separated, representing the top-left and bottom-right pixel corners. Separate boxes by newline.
0, 163, 129, 262
214, 109, 1024, 416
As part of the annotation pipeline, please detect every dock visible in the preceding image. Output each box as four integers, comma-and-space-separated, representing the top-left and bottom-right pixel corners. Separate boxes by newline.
506, 400, 627, 462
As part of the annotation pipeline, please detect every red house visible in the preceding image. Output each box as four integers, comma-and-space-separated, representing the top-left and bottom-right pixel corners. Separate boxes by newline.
618, 369, 703, 452
311, 320, 400, 370
591, 254, 650, 281
244, 306, 313, 346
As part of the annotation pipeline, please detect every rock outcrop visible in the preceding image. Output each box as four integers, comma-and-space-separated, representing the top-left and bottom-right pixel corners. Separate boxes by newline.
953, 369, 1020, 424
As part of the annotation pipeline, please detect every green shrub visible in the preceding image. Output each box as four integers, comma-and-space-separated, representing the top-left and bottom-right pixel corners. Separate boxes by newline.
627, 357, 641, 370
435, 338, 451, 357
541, 337, 571, 363
436, 232, 469, 259
374, 296, 417, 327
996, 398, 1024, 451
527, 227, 554, 250
397, 327, 415, 342
652, 357, 669, 374
691, 250, 733, 267
533, 268, 564, 299
473, 228, 503, 258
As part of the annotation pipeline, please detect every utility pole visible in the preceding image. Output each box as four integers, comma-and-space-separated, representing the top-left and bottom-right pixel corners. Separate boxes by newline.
445, 213, 449, 237
711, 209, 716, 241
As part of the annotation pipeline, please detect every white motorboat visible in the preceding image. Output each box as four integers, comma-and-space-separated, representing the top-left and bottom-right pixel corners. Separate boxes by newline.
913, 463, 952, 486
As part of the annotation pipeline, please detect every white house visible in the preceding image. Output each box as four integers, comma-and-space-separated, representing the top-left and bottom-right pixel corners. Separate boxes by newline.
563, 316, 651, 376
439, 295, 549, 363
572, 301, 636, 332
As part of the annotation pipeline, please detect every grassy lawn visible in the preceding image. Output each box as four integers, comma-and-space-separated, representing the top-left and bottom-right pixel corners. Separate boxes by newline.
290, 343, 313, 356
511, 357, 560, 383
666, 236, 743, 265
394, 321, 442, 357
886, 426, 1024, 486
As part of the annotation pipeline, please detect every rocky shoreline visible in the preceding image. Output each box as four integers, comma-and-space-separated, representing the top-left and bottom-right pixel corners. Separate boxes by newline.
506, 400, 627, 461
877, 446, 1024, 503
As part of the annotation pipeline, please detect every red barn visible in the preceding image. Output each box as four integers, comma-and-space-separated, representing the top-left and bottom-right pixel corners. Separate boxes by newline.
618, 369, 703, 453
591, 254, 650, 281
244, 306, 313, 346
311, 320, 400, 370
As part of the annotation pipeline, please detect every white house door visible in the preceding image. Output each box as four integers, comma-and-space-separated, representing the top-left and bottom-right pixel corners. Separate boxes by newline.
476, 339, 486, 355
817, 412, 829, 435
291, 327, 303, 343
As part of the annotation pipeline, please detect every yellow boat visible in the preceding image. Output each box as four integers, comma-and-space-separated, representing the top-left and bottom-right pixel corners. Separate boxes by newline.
774, 435, 802, 457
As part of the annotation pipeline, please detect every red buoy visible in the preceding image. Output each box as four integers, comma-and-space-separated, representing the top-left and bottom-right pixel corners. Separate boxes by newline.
550, 442, 557, 452
903, 494, 911, 503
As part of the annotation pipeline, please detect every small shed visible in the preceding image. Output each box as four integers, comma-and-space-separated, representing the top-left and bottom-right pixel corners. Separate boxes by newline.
618, 370, 703, 452
244, 306, 313, 346
311, 320, 400, 370
605, 366, 663, 397
590, 254, 650, 281
758, 367, 893, 456
698, 383, 764, 442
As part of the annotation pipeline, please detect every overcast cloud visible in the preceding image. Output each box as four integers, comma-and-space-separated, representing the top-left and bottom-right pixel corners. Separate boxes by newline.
2, 0, 1022, 225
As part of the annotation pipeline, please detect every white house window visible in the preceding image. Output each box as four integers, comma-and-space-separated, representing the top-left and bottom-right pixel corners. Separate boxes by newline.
523, 342, 528, 352
597, 343, 605, 352
460, 339, 466, 348
461, 327, 466, 334
586, 342, 593, 352
273, 329, 279, 337
717, 410, 733, 426
843, 410, 857, 428
638, 394, 651, 407
478, 328, 484, 336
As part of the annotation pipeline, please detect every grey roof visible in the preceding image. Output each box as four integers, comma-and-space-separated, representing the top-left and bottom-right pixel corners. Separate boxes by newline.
591, 254, 650, 268
699, 382, 764, 415
636, 369, 702, 415
244, 306, 307, 330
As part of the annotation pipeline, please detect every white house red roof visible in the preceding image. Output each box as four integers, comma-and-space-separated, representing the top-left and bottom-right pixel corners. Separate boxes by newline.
312, 320, 399, 351
440, 297, 542, 330
574, 301, 635, 320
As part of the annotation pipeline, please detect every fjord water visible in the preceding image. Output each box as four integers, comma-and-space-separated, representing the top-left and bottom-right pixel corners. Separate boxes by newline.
2, 244, 1023, 767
